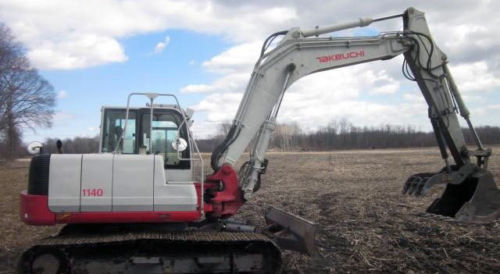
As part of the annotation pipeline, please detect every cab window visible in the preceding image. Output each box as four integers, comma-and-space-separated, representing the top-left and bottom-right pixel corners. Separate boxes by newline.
141, 112, 190, 168
101, 110, 136, 153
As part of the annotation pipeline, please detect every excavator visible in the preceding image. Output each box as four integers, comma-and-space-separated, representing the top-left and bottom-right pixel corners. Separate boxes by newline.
18, 7, 500, 273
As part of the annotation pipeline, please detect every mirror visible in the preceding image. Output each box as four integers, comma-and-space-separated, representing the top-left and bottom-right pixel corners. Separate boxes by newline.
172, 137, 188, 152
185, 108, 194, 119
27, 141, 43, 155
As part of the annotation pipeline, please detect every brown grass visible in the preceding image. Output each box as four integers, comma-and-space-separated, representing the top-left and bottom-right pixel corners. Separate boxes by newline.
0, 161, 60, 273
1, 147, 499, 273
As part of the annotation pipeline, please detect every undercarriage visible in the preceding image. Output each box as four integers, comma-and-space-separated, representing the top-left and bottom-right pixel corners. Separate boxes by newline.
18, 207, 316, 273
18, 224, 282, 274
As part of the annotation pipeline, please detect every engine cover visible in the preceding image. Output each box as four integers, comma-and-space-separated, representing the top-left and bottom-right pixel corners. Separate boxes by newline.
21, 154, 200, 225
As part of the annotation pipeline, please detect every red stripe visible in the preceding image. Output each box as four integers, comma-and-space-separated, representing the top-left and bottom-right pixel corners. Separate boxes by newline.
20, 192, 201, 225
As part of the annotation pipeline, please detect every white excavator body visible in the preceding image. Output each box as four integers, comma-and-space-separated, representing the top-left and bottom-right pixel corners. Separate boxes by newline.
18, 7, 499, 274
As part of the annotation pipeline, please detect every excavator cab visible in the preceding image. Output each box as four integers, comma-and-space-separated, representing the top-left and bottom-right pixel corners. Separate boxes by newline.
100, 106, 190, 166
98, 93, 199, 188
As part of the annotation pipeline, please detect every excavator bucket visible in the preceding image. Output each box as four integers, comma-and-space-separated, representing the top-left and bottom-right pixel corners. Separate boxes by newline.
427, 171, 500, 223
262, 206, 318, 256
404, 170, 500, 223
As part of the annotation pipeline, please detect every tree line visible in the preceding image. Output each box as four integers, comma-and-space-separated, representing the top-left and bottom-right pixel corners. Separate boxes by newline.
17, 119, 500, 156
196, 120, 500, 152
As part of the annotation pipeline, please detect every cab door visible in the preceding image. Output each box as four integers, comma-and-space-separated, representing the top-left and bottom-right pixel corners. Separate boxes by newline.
140, 110, 196, 211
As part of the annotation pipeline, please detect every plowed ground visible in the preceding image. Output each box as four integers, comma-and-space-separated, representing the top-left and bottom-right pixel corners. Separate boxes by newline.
1, 147, 499, 273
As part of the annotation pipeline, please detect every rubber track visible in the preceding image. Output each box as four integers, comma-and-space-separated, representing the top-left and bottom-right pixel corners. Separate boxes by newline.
36, 231, 273, 246
19, 231, 282, 273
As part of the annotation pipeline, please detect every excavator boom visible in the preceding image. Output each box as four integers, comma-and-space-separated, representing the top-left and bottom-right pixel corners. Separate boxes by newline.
211, 7, 500, 221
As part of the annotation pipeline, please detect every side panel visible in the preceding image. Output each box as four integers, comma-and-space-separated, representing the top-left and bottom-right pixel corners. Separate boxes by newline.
113, 155, 154, 211
81, 154, 113, 211
153, 155, 197, 211
48, 154, 82, 212
165, 169, 193, 182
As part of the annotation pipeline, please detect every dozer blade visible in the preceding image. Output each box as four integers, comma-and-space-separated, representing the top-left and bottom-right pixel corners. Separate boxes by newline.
427, 170, 500, 223
262, 206, 317, 256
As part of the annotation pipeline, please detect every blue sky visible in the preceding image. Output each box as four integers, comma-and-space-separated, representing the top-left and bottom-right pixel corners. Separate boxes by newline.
25, 30, 229, 141
1, 1, 499, 144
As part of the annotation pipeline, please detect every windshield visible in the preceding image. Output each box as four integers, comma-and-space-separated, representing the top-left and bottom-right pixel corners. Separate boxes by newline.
101, 108, 190, 169
141, 114, 182, 166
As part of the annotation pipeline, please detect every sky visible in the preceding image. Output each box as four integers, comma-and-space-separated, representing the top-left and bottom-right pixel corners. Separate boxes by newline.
0, 0, 499, 143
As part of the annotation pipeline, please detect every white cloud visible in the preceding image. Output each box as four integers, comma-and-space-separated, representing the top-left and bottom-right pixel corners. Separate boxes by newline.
52, 112, 75, 127
192, 92, 243, 120
181, 42, 261, 94
189, 92, 243, 137
277, 70, 426, 130
182, 73, 249, 93
153, 35, 170, 54
53, 112, 73, 120
190, 120, 225, 139
27, 33, 127, 69
402, 92, 425, 104
486, 104, 500, 110
0, 1, 297, 69
201, 42, 261, 74
2, 0, 500, 72
57, 90, 68, 99
185, 42, 413, 137
3, 0, 500, 139
361, 70, 400, 95
177, 1, 500, 138
187, 60, 430, 138
448, 61, 500, 93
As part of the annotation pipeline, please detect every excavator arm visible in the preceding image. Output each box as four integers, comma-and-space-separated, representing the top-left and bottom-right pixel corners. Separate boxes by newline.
210, 7, 500, 222
212, 31, 409, 198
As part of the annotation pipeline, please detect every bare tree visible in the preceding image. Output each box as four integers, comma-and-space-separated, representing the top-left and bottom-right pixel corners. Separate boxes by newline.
0, 24, 55, 159
272, 122, 302, 151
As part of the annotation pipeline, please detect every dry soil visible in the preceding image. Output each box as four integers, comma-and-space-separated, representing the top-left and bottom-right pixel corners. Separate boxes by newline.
1, 147, 499, 273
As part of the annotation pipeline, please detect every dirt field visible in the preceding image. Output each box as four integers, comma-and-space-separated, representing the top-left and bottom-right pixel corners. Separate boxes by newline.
1, 147, 499, 273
